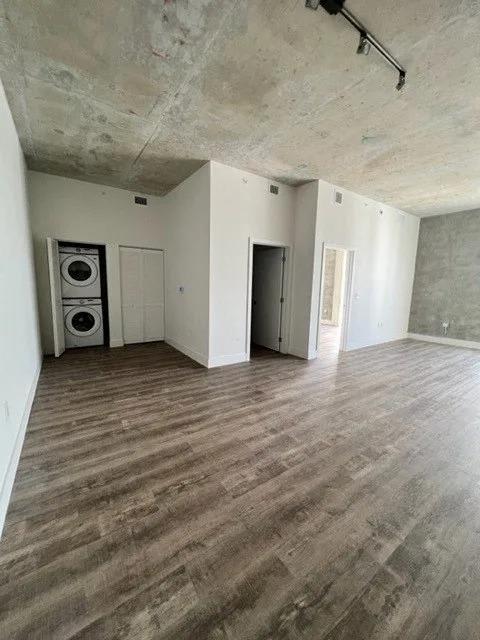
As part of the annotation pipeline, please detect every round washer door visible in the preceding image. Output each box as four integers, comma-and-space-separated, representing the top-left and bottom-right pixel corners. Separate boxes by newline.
65, 307, 101, 337
61, 255, 98, 287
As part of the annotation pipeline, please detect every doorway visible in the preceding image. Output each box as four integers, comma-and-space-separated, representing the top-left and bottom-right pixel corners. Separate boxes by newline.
317, 244, 354, 356
248, 243, 287, 358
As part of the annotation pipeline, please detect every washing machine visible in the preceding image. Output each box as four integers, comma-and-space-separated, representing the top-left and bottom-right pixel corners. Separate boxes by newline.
63, 298, 104, 348
60, 246, 101, 298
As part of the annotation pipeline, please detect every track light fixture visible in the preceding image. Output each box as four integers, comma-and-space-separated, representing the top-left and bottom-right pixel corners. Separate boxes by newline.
305, 0, 406, 90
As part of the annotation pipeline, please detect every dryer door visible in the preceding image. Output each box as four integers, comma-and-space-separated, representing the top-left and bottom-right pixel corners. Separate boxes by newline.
65, 307, 101, 337
61, 255, 98, 287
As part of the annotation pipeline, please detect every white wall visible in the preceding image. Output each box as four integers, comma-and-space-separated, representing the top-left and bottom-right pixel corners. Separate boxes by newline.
209, 162, 295, 367
28, 162, 419, 370
30, 162, 292, 368
291, 179, 420, 358
28, 171, 167, 354
163, 164, 211, 366
0, 81, 41, 536
289, 182, 319, 359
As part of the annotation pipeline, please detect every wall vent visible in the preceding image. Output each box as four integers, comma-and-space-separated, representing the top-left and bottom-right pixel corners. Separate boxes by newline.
334, 190, 343, 205
270, 184, 279, 195
134, 196, 147, 205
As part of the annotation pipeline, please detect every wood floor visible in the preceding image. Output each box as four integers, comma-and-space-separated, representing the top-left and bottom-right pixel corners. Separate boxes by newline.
318, 324, 341, 355
2, 339, 480, 639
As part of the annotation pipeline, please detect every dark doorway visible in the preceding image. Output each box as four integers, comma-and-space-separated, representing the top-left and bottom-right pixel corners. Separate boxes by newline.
250, 245, 286, 356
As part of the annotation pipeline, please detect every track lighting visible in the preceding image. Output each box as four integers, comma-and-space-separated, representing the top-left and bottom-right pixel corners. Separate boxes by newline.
305, 0, 406, 90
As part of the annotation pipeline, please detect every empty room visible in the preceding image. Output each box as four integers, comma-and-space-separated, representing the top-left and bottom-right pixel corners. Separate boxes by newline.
1, 1, 479, 638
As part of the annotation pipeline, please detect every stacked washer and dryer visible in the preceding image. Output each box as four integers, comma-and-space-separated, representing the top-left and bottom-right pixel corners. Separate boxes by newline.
60, 246, 105, 348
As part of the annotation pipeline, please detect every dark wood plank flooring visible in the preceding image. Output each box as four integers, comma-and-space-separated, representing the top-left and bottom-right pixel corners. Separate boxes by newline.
2, 338, 480, 639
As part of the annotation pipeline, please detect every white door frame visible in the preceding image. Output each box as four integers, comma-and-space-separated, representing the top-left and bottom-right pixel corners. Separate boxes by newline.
316, 242, 356, 353
246, 237, 292, 361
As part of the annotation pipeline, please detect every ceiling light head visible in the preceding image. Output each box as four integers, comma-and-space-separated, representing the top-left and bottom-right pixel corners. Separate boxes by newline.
305, 0, 345, 14
357, 34, 371, 55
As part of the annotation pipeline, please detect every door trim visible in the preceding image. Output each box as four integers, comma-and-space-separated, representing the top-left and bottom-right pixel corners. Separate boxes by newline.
246, 238, 292, 361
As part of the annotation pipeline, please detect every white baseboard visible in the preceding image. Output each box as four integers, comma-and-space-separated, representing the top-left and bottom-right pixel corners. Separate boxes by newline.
407, 333, 480, 350
0, 364, 41, 539
342, 335, 407, 352
110, 338, 124, 348
165, 338, 208, 367
208, 352, 248, 368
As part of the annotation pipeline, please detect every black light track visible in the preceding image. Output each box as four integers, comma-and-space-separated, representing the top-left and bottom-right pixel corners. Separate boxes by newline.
305, 0, 406, 90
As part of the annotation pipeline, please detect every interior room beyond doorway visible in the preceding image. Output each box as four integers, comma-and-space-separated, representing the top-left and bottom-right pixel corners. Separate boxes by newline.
318, 245, 349, 356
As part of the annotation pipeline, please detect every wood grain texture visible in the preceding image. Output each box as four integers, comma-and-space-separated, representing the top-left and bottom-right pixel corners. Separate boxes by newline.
2, 338, 480, 639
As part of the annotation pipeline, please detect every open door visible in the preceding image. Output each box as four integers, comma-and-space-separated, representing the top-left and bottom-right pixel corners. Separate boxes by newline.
251, 246, 285, 352
46, 238, 65, 357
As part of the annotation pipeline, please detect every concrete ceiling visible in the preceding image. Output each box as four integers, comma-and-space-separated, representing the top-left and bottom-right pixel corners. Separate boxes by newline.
0, 0, 479, 216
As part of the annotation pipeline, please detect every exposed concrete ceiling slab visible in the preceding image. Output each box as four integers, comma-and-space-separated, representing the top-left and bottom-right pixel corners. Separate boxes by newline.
1, 0, 479, 215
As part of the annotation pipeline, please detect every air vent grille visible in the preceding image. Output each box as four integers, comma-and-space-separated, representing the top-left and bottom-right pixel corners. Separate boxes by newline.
270, 185, 279, 195
134, 196, 147, 206
334, 190, 343, 205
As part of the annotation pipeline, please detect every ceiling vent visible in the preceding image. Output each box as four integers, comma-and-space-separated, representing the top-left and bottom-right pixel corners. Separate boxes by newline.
334, 190, 343, 205
270, 184, 279, 195
134, 196, 147, 205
